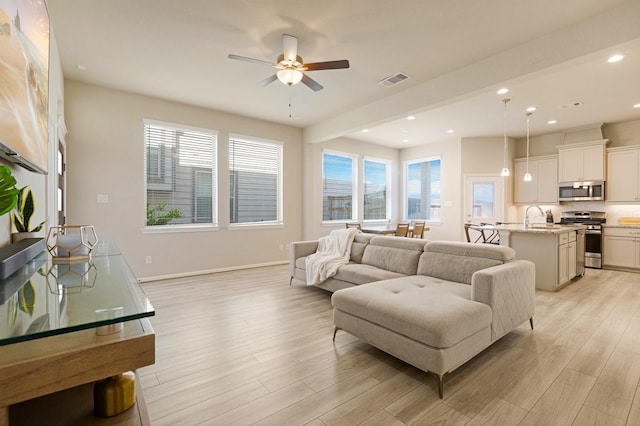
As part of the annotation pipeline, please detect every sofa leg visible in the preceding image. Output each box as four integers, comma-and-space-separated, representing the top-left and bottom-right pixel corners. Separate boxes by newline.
332, 327, 340, 341
529, 317, 534, 330
289, 276, 293, 286
436, 373, 445, 399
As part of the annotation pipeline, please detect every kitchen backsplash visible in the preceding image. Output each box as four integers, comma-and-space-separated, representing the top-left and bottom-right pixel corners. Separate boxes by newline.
515, 202, 640, 225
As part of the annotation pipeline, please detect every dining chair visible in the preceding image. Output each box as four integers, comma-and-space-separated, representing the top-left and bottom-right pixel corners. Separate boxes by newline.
345, 222, 362, 230
411, 221, 426, 238
395, 223, 410, 237
464, 223, 495, 244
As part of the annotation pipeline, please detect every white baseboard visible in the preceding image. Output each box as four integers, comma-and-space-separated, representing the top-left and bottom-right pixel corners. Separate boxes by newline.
138, 260, 288, 283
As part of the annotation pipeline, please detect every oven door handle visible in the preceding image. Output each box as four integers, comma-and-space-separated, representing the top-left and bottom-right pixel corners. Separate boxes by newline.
585, 230, 602, 235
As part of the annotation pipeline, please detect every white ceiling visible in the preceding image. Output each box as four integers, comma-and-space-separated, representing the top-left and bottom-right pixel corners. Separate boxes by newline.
47, 0, 640, 148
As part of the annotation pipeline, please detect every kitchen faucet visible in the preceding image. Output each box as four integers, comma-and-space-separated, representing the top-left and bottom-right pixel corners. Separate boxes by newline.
524, 204, 544, 227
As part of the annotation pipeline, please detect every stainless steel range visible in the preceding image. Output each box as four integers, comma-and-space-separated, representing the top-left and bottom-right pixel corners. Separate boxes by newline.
559, 211, 606, 269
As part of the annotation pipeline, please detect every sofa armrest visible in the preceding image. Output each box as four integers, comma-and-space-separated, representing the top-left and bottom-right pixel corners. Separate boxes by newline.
470, 260, 535, 341
289, 240, 319, 277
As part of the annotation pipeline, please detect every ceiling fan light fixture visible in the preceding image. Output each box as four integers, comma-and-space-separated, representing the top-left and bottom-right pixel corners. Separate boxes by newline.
277, 68, 303, 86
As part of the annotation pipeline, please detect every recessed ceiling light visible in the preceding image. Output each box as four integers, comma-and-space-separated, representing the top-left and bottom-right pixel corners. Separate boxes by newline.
446, 129, 455, 134
76, 64, 87, 71
548, 120, 557, 124
497, 88, 509, 95
526, 106, 537, 112
634, 103, 640, 109
406, 115, 416, 120
608, 54, 624, 63
361, 129, 369, 133
402, 139, 409, 143
402, 129, 409, 132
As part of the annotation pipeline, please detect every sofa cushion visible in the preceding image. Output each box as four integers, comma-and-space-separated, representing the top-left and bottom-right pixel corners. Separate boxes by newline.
350, 233, 376, 263
417, 241, 515, 284
361, 237, 426, 275
333, 263, 405, 285
332, 276, 492, 348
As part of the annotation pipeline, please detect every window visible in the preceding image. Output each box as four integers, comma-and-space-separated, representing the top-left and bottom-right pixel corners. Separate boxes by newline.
472, 182, 495, 218
323, 152, 356, 221
364, 158, 389, 220
229, 135, 282, 225
405, 157, 441, 221
144, 120, 217, 227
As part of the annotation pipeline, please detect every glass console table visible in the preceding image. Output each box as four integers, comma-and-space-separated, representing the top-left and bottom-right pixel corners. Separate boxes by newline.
0, 240, 155, 425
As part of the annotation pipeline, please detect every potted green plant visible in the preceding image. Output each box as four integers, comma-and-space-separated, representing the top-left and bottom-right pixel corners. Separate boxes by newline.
11, 185, 46, 243
0, 165, 19, 217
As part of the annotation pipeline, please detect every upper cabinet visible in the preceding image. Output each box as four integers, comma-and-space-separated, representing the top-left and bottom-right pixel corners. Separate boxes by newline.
607, 146, 640, 202
514, 155, 558, 204
557, 140, 608, 182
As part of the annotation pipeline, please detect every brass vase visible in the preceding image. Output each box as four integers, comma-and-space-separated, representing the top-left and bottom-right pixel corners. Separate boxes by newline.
93, 371, 136, 417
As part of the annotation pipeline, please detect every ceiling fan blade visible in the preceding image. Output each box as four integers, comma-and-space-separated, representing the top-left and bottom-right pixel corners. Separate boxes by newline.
282, 34, 298, 63
303, 60, 350, 71
301, 73, 323, 92
257, 74, 278, 87
228, 54, 275, 67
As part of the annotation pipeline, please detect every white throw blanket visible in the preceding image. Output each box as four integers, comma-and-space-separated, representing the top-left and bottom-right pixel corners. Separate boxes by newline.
305, 228, 360, 286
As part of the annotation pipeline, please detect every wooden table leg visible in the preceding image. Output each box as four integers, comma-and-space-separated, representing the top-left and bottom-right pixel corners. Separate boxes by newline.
0, 406, 8, 426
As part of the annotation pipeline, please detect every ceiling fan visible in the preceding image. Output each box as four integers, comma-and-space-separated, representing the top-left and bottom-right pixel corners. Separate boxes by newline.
228, 34, 350, 92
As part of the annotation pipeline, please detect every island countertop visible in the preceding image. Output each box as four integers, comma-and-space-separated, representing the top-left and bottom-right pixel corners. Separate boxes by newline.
476, 223, 586, 234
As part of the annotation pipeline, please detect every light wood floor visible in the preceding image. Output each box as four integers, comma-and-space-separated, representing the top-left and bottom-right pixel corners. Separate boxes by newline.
138, 265, 640, 425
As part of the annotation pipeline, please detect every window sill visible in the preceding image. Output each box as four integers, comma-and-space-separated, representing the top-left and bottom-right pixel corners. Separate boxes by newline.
227, 223, 284, 231
142, 224, 219, 234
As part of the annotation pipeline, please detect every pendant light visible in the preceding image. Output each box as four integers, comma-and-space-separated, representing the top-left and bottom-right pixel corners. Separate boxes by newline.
500, 98, 510, 176
523, 112, 533, 182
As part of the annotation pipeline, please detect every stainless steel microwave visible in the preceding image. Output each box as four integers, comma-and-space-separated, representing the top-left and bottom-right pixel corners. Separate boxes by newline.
558, 181, 605, 201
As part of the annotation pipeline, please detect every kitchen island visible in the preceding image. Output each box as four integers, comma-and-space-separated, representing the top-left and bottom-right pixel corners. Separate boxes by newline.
478, 223, 585, 291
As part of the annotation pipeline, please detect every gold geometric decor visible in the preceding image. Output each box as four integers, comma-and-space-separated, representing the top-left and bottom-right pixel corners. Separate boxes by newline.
46, 225, 98, 263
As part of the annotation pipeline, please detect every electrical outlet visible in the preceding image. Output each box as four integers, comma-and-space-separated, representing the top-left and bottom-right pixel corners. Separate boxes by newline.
145, 256, 152, 264
279, 244, 284, 251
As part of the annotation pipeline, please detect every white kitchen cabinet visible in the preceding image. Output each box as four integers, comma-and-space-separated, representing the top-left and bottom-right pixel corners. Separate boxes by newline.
514, 156, 558, 204
607, 146, 640, 202
603, 227, 640, 269
558, 231, 577, 285
557, 140, 608, 182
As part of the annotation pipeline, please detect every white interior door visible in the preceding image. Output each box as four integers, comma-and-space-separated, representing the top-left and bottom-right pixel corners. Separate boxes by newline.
464, 175, 504, 225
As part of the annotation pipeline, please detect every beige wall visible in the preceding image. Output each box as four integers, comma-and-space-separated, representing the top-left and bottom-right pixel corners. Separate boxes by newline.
63, 81, 303, 279
512, 119, 640, 158
302, 137, 399, 239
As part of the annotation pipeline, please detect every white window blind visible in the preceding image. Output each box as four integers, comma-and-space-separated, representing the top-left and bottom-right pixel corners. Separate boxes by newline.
229, 135, 282, 225
405, 157, 441, 221
144, 120, 217, 227
364, 159, 388, 220
322, 152, 355, 221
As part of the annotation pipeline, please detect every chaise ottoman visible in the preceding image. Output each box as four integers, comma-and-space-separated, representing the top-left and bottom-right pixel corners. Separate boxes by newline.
332, 276, 493, 398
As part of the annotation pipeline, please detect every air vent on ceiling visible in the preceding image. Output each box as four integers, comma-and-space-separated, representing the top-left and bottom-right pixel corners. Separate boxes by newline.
378, 72, 411, 87
559, 101, 583, 109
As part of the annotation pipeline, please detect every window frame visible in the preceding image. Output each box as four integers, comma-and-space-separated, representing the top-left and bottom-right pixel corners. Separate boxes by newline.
143, 119, 218, 233
363, 156, 391, 222
321, 150, 358, 224
227, 133, 283, 229
403, 155, 442, 223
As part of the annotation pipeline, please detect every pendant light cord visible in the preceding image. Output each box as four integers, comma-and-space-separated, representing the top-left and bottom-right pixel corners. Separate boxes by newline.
526, 112, 532, 174
502, 98, 510, 176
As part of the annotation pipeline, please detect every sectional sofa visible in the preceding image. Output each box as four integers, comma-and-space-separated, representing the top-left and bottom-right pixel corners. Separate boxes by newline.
289, 234, 535, 397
